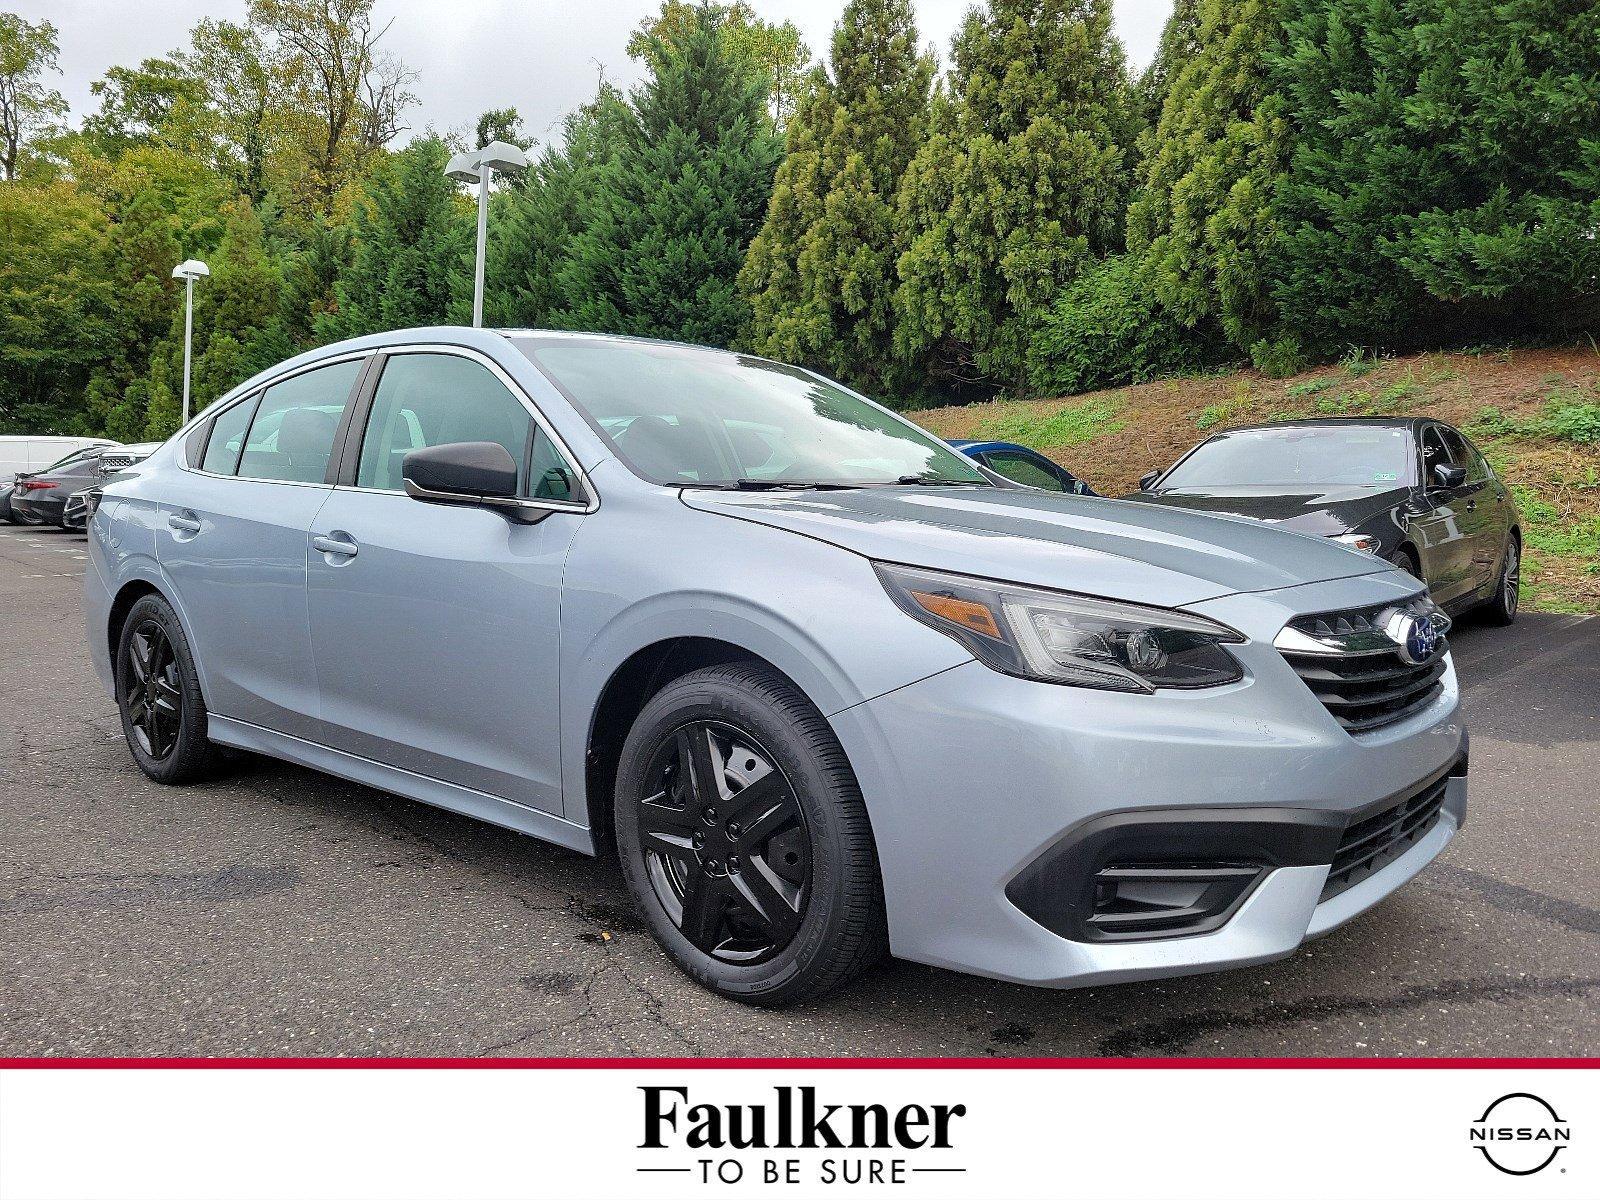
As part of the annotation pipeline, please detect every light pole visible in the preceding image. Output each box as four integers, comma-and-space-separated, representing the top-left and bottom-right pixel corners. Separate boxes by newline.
171, 259, 210, 425
445, 141, 530, 327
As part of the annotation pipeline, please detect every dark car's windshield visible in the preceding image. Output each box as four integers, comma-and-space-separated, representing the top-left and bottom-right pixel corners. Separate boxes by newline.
41, 446, 105, 472
516, 338, 988, 489
1159, 426, 1413, 489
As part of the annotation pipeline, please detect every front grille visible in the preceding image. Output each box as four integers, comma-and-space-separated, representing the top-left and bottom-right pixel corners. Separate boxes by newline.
1320, 774, 1448, 901
1277, 599, 1449, 734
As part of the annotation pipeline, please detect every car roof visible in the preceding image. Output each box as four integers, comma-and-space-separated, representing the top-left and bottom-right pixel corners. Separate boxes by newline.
1216, 417, 1428, 435
948, 439, 1041, 455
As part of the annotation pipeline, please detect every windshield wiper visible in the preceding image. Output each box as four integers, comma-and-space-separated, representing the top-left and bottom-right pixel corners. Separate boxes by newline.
714, 479, 865, 491
894, 474, 990, 487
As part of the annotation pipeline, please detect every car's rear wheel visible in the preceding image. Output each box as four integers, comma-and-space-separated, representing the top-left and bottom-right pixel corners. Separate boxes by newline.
613, 662, 886, 1006
116, 594, 220, 784
1482, 535, 1520, 626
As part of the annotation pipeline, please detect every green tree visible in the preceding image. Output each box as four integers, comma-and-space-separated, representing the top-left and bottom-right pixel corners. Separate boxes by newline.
484, 84, 630, 329
318, 136, 470, 340
1268, 0, 1600, 360
741, 0, 932, 395
0, 13, 68, 180
0, 181, 116, 433
893, 0, 1135, 396
560, 5, 781, 344
1135, 0, 1201, 128
628, 1, 809, 128
1125, 0, 1286, 350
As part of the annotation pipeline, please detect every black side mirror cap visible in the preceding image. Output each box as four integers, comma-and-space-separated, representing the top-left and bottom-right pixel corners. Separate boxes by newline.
1432, 463, 1467, 489
403, 441, 555, 522
1139, 470, 1161, 491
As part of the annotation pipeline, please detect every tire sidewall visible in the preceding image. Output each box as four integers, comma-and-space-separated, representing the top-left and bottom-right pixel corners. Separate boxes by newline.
614, 672, 859, 1004
117, 595, 211, 784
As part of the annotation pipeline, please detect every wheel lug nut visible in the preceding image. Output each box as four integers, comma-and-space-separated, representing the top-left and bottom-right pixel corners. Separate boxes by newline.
728, 855, 741, 872
691, 832, 705, 848
727, 822, 741, 837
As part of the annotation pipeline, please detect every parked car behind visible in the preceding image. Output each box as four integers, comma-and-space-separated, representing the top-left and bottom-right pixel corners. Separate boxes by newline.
87, 329, 1467, 1006
1129, 418, 1521, 623
10, 444, 116, 527
948, 439, 1096, 495
1, 437, 116, 520
62, 443, 161, 532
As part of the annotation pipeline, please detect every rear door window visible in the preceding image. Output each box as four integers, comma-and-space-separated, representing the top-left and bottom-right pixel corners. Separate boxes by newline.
238, 360, 362, 484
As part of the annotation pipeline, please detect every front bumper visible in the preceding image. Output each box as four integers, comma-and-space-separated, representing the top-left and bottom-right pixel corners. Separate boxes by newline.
829, 569, 1466, 989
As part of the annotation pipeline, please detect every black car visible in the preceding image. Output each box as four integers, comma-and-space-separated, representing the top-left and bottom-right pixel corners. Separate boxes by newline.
1129, 418, 1522, 622
8, 445, 111, 528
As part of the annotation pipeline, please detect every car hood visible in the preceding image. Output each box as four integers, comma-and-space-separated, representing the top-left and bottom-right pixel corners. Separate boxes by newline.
682, 486, 1390, 607
1124, 485, 1405, 536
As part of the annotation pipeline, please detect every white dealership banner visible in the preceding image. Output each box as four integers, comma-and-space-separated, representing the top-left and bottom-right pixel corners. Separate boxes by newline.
0, 1063, 1589, 1199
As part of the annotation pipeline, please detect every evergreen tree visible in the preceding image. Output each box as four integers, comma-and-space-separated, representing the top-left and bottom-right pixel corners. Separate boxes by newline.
1268, 0, 1600, 360
1135, 0, 1201, 128
1126, 0, 1286, 350
484, 84, 631, 329
741, 0, 932, 395
317, 136, 470, 340
893, 0, 1135, 395
559, 4, 781, 345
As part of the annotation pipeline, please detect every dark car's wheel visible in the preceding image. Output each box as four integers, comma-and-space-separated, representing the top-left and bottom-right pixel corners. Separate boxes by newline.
1482, 535, 1520, 626
614, 662, 886, 1006
1388, 547, 1421, 580
116, 594, 220, 784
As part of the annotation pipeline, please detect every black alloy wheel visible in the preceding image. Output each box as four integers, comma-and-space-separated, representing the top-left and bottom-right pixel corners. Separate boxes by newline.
614, 662, 887, 1006
638, 720, 811, 964
116, 593, 220, 784
124, 619, 182, 760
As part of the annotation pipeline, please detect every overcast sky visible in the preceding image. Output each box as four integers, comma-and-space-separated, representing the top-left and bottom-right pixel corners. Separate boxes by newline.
24, 1, 1174, 149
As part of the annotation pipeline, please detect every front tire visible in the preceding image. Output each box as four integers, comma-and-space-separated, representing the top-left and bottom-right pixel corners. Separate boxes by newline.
1482, 535, 1520, 625
116, 594, 220, 784
614, 662, 886, 1006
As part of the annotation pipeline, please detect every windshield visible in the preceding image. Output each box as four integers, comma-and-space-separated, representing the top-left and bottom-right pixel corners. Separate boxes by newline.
516, 338, 988, 489
1159, 426, 1413, 489
42, 446, 105, 472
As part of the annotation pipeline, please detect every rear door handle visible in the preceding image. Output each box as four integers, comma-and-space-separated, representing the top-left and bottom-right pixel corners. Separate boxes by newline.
311, 533, 359, 558
167, 513, 202, 534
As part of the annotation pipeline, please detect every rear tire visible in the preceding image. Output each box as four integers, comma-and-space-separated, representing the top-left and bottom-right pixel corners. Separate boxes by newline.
116, 594, 221, 785
614, 662, 887, 1006
1481, 535, 1520, 626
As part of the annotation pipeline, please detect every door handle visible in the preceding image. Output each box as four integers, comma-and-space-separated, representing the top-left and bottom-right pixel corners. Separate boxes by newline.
167, 512, 202, 534
311, 533, 359, 558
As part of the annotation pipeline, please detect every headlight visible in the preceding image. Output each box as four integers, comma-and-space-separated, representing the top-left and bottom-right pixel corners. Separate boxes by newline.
1329, 533, 1381, 554
874, 562, 1247, 693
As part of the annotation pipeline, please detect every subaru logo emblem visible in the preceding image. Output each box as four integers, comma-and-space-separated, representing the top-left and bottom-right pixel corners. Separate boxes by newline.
1397, 613, 1440, 664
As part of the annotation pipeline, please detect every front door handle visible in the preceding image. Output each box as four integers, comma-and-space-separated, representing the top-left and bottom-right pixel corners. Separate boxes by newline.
167, 512, 202, 534
311, 533, 359, 559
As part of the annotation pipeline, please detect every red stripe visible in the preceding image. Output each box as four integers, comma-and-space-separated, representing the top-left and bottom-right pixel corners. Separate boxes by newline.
0, 1057, 1594, 1069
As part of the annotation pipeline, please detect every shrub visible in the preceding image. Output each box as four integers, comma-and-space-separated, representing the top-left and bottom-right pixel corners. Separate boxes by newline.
1027, 256, 1223, 396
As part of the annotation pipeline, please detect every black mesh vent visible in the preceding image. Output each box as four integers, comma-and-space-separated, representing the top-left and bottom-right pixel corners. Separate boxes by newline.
1320, 775, 1448, 901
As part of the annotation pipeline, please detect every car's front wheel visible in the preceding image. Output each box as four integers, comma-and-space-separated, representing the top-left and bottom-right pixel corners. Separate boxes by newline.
1482, 535, 1520, 625
614, 662, 886, 1006
116, 594, 220, 784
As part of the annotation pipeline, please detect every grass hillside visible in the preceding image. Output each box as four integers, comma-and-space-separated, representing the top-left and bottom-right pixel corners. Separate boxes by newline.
917, 346, 1600, 614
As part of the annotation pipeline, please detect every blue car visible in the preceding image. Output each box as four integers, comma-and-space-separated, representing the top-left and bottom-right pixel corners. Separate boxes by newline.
948, 439, 1096, 495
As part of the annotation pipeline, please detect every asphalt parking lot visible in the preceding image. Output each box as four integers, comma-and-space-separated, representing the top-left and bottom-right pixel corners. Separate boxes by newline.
2, 521, 1597, 1058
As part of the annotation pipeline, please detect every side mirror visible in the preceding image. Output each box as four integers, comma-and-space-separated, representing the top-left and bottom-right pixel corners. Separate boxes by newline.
403, 441, 527, 515
1138, 470, 1161, 491
1432, 463, 1467, 490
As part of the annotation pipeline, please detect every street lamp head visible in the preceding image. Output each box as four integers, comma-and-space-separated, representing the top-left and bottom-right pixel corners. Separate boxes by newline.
444, 151, 481, 183
444, 142, 530, 183
172, 259, 210, 281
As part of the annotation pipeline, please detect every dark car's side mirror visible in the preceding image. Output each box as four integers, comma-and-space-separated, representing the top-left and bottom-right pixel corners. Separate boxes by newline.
1138, 470, 1162, 491
403, 441, 545, 521
1431, 463, 1467, 490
